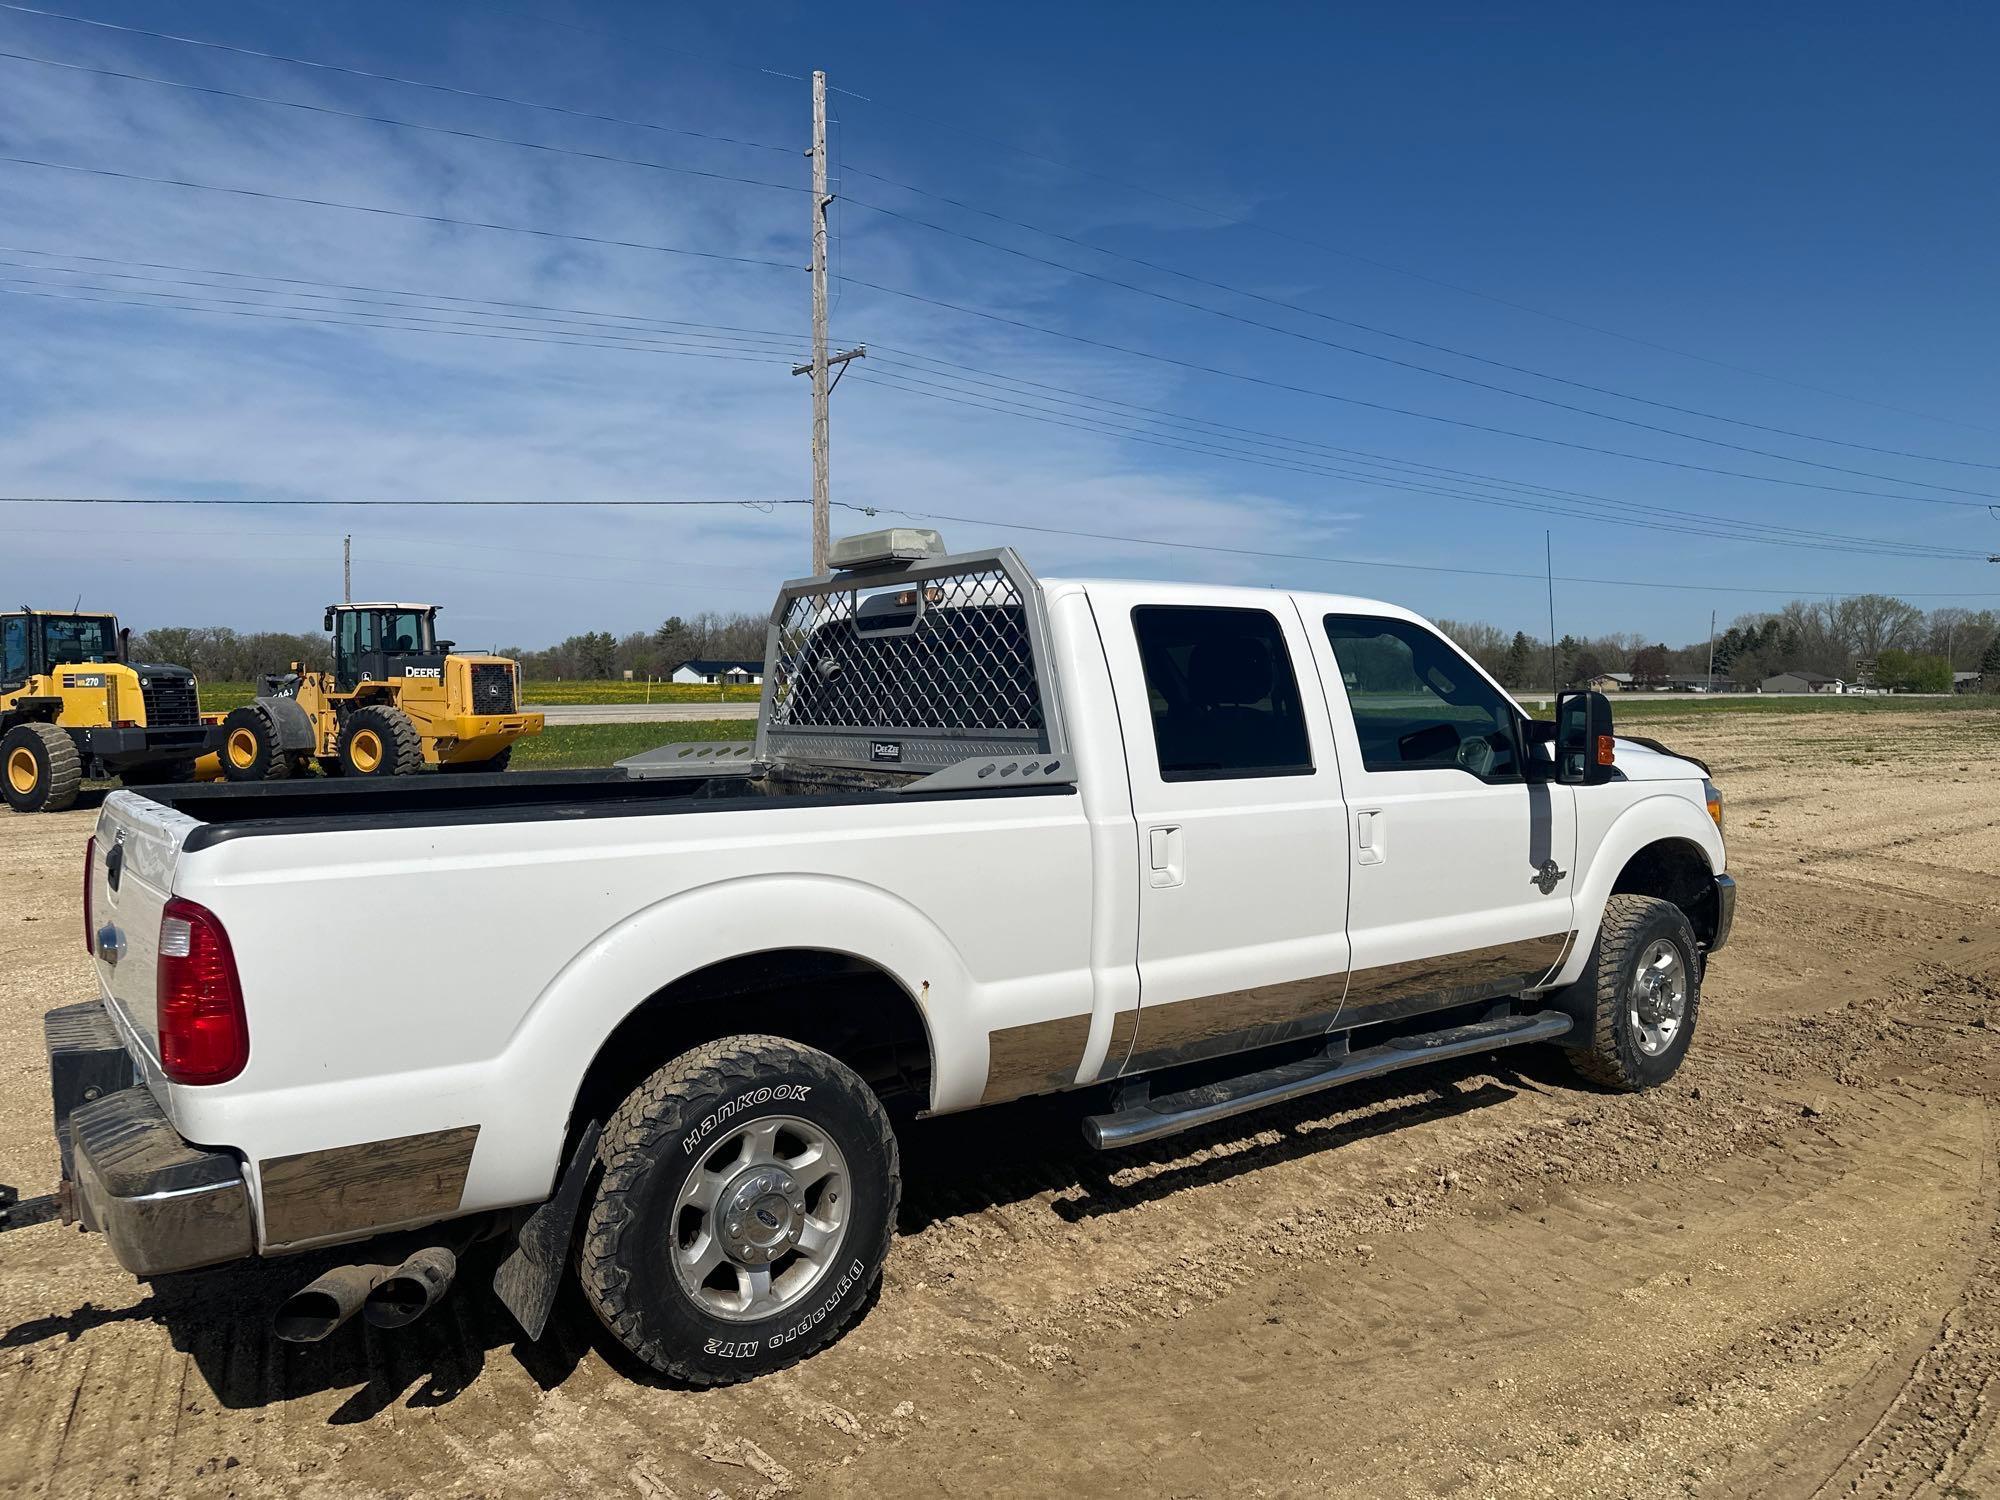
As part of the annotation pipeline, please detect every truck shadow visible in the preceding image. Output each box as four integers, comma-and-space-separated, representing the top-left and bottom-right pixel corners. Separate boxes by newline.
0, 1046, 1557, 1415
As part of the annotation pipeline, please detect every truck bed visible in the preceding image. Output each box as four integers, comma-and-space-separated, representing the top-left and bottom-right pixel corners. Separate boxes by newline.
135, 767, 1069, 848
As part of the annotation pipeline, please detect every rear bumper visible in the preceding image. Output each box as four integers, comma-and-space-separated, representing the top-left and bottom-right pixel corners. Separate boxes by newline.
46, 1001, 252, 1276
1709, 874, 1737, 953
79, 724, 224, 768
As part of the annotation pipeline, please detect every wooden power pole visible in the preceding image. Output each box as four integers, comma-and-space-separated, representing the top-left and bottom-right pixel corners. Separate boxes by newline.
343, 534, 352, 603
793, 69, 863, 574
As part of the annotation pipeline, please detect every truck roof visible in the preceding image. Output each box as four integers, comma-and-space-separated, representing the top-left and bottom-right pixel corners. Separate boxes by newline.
1041, 577, 1430, 626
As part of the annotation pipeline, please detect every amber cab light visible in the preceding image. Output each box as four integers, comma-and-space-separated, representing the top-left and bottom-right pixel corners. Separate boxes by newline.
1594, 733, 1617, 767
157, 897, 249, 1085
82, 835, 96, 955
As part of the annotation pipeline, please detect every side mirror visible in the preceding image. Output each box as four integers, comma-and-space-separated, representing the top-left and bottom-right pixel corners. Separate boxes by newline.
322, 609, 335, 633
1555, 690, 1617, 785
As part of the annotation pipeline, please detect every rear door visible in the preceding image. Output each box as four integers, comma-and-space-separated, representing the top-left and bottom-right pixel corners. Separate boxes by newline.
1090, 587, 1350, 1076
1306, 610, 1576, 1026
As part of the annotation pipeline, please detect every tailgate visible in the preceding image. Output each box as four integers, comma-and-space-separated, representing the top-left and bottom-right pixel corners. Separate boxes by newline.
89, 791, 202, 1062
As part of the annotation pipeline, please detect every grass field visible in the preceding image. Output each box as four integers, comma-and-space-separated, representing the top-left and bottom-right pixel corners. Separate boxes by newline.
196, 680, 761, 713
507, 720, 750, 769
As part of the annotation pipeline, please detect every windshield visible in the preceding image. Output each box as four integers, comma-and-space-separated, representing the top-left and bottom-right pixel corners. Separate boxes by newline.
39, 615, 118, 665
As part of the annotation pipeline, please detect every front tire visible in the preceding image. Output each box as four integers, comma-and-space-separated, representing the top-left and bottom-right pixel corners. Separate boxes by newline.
337, 705, 422, 778
1559, 894, 1701, 1091
579, 1035, 900, 1386
219, 703, 289, 782
2, 723, 82, 813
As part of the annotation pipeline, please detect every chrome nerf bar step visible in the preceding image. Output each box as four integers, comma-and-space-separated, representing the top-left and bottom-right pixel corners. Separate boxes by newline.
1083, 1009, 1575, 1150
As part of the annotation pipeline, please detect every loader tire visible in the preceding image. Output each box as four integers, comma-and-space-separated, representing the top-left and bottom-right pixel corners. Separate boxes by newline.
3, 723, 82, 814
338, 705, 422, 778
580, 1035, 900, 1386
1556, 894, 1701, 1092
220, 703, 290, 782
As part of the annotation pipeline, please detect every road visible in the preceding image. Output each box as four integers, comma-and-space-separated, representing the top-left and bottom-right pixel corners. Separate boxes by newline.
527, 701, 759, 724
0, 705, 1995, 1498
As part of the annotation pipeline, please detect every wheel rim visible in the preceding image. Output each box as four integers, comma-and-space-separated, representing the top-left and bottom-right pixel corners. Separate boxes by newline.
671, 1114, 851, 1323
350, 729, 383, 772
1629, 938, 1688, 1056
6, 746, 39, 795
227, 727, 260, 769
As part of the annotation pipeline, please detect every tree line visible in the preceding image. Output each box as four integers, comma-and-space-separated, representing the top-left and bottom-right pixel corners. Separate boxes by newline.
1437, 596, 2000, 693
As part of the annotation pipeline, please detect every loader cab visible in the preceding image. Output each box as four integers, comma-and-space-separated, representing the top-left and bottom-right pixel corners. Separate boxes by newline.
324, 603, 445, 693
2, 610, 122, 693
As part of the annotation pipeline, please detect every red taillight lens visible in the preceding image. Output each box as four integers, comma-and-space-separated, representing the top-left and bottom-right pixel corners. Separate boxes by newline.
83, 835, 96, 954
157, 897, 248, 1085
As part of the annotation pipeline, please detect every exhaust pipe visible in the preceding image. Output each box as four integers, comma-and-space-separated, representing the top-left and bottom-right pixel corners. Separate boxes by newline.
363, 1246, 458, 1330
273, 1263, 395, 1343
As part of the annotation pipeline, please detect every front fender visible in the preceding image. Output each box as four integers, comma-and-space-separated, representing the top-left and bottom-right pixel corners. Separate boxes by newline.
1555, 792, 1725, 987
462, 873, 974, 1210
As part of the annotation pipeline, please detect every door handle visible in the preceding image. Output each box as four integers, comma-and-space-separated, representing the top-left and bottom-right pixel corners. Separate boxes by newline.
1147, 825, 1184, 888
1356, 809, 1385, 866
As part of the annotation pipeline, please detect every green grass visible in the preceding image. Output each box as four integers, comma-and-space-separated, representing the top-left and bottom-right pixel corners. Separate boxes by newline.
1517, 693, 2000, 719
508, 720, 750, 769
197, 679, 760, 711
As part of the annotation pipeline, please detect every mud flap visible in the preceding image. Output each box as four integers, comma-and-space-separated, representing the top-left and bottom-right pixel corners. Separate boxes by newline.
491, 1120, 601, 1342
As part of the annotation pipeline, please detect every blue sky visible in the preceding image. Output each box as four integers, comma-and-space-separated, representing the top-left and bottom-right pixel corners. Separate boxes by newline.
3, 1, 1996, 648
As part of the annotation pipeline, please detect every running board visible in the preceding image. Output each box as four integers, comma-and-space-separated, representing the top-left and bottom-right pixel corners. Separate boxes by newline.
1082, 1009, 1575, 1150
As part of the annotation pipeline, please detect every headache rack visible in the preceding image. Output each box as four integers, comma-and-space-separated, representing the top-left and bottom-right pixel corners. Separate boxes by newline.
623, 532, 1073, 792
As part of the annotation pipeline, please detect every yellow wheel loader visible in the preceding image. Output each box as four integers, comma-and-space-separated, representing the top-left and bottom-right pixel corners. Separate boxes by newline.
219, 603, 542, 781
1, 609, 223, 813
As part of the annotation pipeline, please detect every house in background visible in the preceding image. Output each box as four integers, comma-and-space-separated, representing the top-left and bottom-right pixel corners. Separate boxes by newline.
1761, 670, 1845, 694
1583, 671, 1633, 692
1954, 671, 1983, 694
670, 658, 764, 686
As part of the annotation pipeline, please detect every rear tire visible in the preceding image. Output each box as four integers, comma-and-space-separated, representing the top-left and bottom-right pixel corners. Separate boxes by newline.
219, 703, 290, 782
337, 705, 422, 778
1557, 894, 1701, 1091
2, 723, 82, 813
579, 1035, 900, 1386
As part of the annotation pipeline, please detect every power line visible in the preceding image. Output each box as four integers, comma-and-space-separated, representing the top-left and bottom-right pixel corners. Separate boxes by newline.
860, 348, 1985, 557
2, 284, 802, 363
0, 3, 796, 155
834, 272, 1994, 510
0, 495, 809, 508
838, 180, 2000, 473
0, 244, 806, 342
847, 371, 1979, 562
0, 48, 808, 197
0, 155, 800, 271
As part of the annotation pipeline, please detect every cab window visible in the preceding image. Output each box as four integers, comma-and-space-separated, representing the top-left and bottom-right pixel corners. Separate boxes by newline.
381, 612, 429, 653
1132, 605, 1313, 781
1324, 614, 1521, 780
0, 617, 26, 687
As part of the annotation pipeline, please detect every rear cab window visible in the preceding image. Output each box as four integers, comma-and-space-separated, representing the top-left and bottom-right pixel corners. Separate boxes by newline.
1322, 614, 1524, 781
1131, 605, 1313, 781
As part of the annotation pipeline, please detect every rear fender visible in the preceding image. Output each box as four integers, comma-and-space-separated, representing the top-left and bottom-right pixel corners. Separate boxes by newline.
461, 874, 967, 1211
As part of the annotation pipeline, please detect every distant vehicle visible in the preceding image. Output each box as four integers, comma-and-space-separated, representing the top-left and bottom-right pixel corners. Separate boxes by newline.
11, 529, 1733, 1387
217, 602, 542, 779
0, 608, 221, 813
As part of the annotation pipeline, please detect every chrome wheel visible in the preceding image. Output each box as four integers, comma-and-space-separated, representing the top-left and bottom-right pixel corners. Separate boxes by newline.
670, 1115, 850, 1323
1628, 938, 1688, 1056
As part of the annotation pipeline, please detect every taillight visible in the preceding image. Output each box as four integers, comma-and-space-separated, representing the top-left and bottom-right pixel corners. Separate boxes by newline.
157, 897, 249, 1085
83, 835, 96, 954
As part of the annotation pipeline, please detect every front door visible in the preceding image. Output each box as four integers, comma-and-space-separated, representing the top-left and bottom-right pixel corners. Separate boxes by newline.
1309, 610, 1577, 1026
1092, 588, 1351, 1077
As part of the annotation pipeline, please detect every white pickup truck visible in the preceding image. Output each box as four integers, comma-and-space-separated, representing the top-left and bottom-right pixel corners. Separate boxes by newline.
16, 528, 1733, 1385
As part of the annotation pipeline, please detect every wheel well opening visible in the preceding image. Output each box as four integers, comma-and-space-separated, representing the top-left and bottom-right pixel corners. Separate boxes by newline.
1611, 839, 1718, 946
570, 949, 934, 1139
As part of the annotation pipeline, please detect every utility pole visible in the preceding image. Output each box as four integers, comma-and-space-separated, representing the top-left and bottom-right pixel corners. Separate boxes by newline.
793, 69, 864, 574
1705, 608, 1716, 694
1545, 530, 1558, 697
343, 534, 352, 603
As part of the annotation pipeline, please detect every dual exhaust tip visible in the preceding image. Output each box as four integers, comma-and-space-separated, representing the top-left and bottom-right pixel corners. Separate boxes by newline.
273, 1246, 457, 1344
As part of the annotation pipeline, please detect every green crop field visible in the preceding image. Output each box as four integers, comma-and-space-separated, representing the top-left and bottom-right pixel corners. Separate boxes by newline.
507, 721, 750, 769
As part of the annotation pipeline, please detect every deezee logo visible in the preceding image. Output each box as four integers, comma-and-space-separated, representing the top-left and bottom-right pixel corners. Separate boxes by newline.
682, 1084, 812, 1155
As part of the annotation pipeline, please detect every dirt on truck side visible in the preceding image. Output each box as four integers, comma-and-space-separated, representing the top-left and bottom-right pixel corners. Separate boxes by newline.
0, 704, 1996, 1500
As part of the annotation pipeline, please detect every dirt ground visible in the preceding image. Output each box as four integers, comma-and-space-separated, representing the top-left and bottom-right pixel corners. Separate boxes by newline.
0, 707, 1995, 1499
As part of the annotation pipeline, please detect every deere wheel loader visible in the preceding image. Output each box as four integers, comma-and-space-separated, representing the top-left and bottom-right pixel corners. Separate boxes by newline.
220, 603, 542, 781
1, 609, 223, 813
